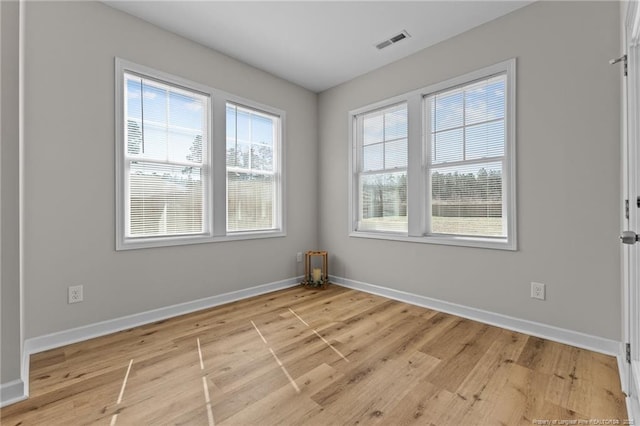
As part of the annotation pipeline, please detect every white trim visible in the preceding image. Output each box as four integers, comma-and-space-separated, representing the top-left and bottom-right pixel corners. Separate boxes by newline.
348, 59, 517, 251
626, 374, 640, 425
4, 277, 300, 407
18, 0, 26, 399
349, 230, 516, 251
618, 343, 630, 397
0, 379, 26, 408
23, 277, 300, 356
624, 0, 639, 411
331, 276, 620, 355
625, 347, 640, 424
4, 275, 626, 409
115, 58, 286, 251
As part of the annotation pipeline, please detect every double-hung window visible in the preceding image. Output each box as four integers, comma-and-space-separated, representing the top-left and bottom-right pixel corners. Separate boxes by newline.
350, 59, 516, 250
120, 68, 211, 244
426, 74, 507, 239
355, 103, 408, 233
116, 59, 285, 250
226, 103, 280, 233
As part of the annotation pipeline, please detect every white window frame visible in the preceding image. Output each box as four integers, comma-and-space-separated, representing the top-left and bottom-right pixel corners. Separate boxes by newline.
353, 101, 409, 234
225, 101, 283, 235
115, 58, 285, 250
349, 59, 516, 250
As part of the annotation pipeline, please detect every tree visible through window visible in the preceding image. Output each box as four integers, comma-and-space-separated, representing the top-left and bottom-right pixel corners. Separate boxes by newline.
226, 103, 279, 232
117, 59, 285, 250
427, 74, 506, 237
124, 73, 209, 238
349, 59, 515, 249
356, 103, 408, 233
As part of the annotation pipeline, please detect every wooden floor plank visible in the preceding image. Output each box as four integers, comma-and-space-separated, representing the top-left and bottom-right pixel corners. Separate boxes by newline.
0, 284, 628, 425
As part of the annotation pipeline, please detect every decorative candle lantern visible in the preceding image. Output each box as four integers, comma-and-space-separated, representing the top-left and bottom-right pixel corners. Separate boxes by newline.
302, 250, 328, 288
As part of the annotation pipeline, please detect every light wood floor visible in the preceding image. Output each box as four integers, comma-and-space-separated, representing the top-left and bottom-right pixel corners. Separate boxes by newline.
1, 285, 629, 425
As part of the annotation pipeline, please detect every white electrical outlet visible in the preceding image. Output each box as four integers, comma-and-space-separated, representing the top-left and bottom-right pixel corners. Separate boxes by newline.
531, 282, 545, 300
68, 285, 83, 304
296, 252, 303, 262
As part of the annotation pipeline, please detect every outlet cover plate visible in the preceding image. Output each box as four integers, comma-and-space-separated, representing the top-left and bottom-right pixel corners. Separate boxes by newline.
531, 282, 545, 300
68, 285, 83, 304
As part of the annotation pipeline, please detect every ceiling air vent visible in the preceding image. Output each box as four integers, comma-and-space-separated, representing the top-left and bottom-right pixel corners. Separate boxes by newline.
376, 30, 411, 50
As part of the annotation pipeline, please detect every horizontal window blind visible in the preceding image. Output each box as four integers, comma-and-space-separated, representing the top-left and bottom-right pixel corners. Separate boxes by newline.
124, 72, 209, 238
226, 103, 279, 232
427, 74, 506, 238
357, 103, 408, 233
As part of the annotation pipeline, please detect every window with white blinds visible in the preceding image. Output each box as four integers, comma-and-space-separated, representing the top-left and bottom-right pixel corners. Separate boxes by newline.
116, 59, 285, 250
124, 72, 209, 239
426, 74, 506, 238
226, 103, 280, 232
349, 59, 516, 250
355, 103, 408, 232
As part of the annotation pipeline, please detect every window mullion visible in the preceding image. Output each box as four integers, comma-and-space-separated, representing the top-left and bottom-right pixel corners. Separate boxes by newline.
164, 87, 170, 162
212, 96, 228, 237
407, 94, 424, 237
462, 89, 467, 161
348, 58, 515, 250
416, 95, 437, 236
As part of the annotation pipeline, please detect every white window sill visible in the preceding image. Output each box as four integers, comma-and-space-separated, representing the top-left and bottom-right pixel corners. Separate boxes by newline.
117, 230, 286, 251
349, 230, 516, 251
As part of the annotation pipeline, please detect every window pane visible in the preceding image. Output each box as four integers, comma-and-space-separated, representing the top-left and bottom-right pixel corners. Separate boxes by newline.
123, 71, 209, 242
466, 120, 504, 160
231, 142, 251, 169
251, 145, 273, 171
126, 77, 143, 121
428, 74, 507, 238
237, 109, 252, 142
168, 130, 203, 164
142, 83, 167, 124
227, 172, 274, 232
359, 172, 407, 232
226, 103, 280, 232
433, 90, 463, 131
384, 105, 407, 140
430, 162, 503, 237
129, 161, 204, 237
252, 115, 274, 147
363, 143, 383, 171
465, 77, 505, 126
124, 73, 208, 164
360, 103, 408, 174
169, 91, 204, 130
226, 105, 236, 140
385, 138, 407, 169
433, 128, 463, 164
227, 104, 276, 171
363, 112, 384, 145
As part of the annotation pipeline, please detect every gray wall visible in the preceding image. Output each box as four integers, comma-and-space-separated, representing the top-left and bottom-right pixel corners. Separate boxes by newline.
318, 1, 621, 340
1, 0, 22, 387
0, 0, 624, 397
21, 1, 318, 338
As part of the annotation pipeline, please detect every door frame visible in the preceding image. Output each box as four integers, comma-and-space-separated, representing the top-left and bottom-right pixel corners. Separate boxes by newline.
622, 1, 640, 416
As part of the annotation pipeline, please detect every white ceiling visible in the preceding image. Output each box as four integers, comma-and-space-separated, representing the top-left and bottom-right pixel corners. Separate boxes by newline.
104, 1, 533, 93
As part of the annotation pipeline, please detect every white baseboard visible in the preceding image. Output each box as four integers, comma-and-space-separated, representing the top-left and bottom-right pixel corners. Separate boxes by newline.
331, 275, 621, 356
7, 277, 300, 407
617, 343, 630, 396
0, 379, 26, 408
24, 277, 301, 356
625, 365, 640, 425
626, 395, 639, 426
4, 275, 625, 409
